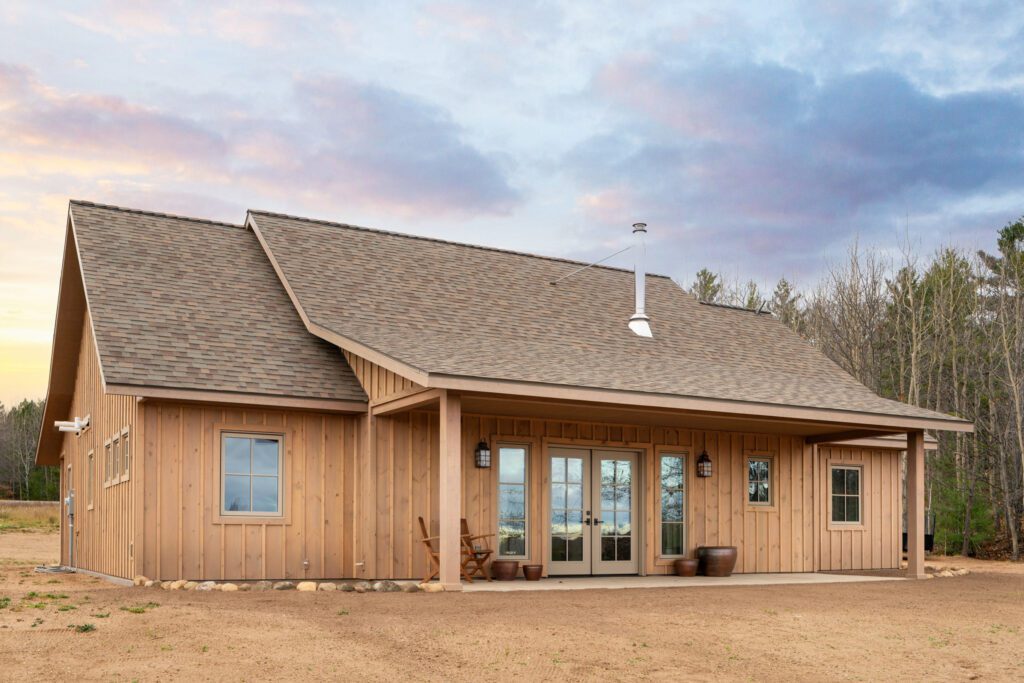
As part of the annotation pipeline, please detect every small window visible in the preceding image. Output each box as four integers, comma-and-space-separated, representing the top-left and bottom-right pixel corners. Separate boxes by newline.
104, 440, 112, 484
660, 453, 686, 556
221, 434, 283, 516
747, 456, 772, 505
121, 428, 130, 478
496, 445, 528, 557
87, 450, 95, 509
112, 436, 121, 483
831, 465, 862, 524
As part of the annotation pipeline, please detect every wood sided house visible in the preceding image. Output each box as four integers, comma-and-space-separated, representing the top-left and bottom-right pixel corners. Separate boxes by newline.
37, 201, 973, 589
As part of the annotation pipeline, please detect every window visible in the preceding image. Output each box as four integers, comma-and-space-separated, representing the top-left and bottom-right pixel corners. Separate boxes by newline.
104, 440, 112, 484
112, 436, 121, 483
496, 445, 528, 557
831, 465, 862, 524
87, 450, 95, 509
747, 456, 772, 505
660, 453, 686, 556
221, 434, 283, 516
121, 428, 130, 478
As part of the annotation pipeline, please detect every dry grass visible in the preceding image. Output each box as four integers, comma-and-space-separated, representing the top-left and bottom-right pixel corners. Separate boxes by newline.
0, 502, 60, 532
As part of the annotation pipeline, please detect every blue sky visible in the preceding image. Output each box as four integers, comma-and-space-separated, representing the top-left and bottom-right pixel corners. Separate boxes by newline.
1, 1, 1023, 404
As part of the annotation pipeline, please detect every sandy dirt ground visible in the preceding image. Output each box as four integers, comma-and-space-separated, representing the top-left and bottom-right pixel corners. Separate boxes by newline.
1, 531, 1022, 682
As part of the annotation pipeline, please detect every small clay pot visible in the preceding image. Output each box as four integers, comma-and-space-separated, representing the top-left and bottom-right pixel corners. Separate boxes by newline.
673, 558, 698, 577
697, 546, 738, 577
522, 564, 543, 581
491, 560, 520, 581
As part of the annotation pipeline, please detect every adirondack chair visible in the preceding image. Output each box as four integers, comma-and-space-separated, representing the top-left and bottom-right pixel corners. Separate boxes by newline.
417, 516, 495, 583
460, 518, 494, 582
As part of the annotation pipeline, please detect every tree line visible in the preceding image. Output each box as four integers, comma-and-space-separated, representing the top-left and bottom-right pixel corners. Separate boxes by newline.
691, 217, 1024, 560
0, 399, 55, 500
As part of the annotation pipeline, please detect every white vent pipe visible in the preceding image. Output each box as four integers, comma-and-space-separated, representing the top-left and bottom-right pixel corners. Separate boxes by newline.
628, 223, 653, 338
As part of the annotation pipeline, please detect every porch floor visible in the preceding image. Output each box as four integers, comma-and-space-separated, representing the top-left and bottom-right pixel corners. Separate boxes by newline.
462, 572, 903, 592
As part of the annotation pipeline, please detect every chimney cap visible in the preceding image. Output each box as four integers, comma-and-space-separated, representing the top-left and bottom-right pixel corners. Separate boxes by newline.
632, 222, 647, 232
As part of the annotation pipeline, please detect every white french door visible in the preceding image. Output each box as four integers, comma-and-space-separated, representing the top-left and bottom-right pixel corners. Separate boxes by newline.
548, 448, 639, 575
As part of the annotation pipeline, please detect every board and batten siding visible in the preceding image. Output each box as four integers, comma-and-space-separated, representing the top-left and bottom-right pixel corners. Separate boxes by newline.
815, 445, 902, 571
138, 402, 361, 581
342, 350, 422, 402
58, 313, 138, 579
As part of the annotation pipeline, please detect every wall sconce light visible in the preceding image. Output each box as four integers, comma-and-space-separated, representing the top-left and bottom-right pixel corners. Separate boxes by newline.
696, 450, 712, 478
474, 440, 492, 468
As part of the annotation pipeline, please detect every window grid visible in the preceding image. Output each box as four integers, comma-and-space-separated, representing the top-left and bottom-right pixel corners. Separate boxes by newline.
831, 465, 862, 524
221, 434, 283, 517
747, 456, 772, 505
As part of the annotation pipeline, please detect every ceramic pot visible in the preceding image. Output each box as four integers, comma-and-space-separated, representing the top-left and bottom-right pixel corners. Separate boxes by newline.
673, 558, 698, 577
522, 564, 543, 581
697, 546, 738, 577
491, 560, 520, 581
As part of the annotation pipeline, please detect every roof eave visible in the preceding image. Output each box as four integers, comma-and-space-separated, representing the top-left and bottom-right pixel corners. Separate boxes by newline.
108, 383, 368, 414
425, 373, 975, 433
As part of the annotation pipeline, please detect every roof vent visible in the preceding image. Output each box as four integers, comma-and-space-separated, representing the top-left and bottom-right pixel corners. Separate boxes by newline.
628, 223, 652, 338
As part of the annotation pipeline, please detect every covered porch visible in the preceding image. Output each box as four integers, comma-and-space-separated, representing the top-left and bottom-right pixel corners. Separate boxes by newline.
368, 388, 934, 591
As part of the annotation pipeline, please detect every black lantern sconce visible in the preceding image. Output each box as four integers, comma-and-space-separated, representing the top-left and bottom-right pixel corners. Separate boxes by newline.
696, 450, 712, 478
474, 440, 492, 468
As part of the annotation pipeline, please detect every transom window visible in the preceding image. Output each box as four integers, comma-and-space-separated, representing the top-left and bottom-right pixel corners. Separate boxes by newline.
660, 454, 686, 556
221, 434, 283, 516
747, 456, 772, 505
496, 445, 528, 557
831, 465, 862, 524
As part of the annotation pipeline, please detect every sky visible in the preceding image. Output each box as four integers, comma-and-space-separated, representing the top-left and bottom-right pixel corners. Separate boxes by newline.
1, 1, 1023, 407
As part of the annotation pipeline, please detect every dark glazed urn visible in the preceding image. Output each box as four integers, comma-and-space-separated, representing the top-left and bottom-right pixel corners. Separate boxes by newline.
491, 560, 520, 581
696, 546, 738, 577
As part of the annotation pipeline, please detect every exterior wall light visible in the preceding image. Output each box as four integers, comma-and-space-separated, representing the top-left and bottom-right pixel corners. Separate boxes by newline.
474, 440, 492, 468
696, 450, 712, 478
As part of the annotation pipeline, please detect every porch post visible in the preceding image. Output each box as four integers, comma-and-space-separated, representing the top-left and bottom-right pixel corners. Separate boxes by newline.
906, 430, 927, 579
438, 390, 463, 591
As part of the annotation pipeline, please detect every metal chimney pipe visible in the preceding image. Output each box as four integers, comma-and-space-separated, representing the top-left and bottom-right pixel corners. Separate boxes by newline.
628, 222, 653, 338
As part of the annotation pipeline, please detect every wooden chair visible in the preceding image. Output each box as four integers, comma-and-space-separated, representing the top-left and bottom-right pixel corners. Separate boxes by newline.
417, 516, 495, 583
417, 516, 441, 584
460, 518, 494, 582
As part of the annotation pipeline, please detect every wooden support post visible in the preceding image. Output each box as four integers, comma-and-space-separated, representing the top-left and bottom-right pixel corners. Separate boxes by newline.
906, 430, 927, 579
438, 391, 463, 591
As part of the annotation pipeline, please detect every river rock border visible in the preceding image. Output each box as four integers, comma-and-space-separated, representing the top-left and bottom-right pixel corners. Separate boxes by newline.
133, 576, 432, 592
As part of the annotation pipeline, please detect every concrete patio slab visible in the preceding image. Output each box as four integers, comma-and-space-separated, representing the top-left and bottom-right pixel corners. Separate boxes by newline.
462, 572, 904, 592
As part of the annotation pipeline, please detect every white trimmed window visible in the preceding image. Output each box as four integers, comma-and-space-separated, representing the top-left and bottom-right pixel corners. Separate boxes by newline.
112, 435, 121, 483
221, 434, 283, 516
659, 453, 686, 556
87, 450, 95, 509
104, 440, 112, 484
747, 456, 772, 505
121, 428, 130, 479
496, 445, 528, 557
831, 465, 862, 524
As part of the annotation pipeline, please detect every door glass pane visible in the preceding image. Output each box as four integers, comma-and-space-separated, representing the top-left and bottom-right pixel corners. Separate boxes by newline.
551, 537, 567, 562
566, 458, 583, 483
567, 535, 584, 561
599, 458, 632, 562
551, 457, 565, 483
552, 456, 585, 565
601, 536, 616, 561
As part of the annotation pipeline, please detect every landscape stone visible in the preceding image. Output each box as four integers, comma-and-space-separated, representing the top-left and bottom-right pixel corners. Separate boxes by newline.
195, 581, 217, 591
161, 581, 175, 590
251, 581, 273, 592
338, 582, 355, 592
237, 583, 252, 591
183, 581, 198, 590
273, 581, 296, 590
400, 582, 420, 593
220, 583, 238, 592
170, 580, 188, 590
144, 580, 156, 588
420, 582, 445, 593
296, 581, 318, 592
375, 580, 401, 592
318, 582, 337, 591
132, 575, 148, 586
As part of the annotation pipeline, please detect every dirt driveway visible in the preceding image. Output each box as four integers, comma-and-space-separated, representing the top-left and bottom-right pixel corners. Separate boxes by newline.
1, 532, 1022, 682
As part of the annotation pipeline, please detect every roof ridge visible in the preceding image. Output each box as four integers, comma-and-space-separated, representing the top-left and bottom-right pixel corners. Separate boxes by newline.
698, 300, 772, 315
247, 209, 673, 280
70, 199, 242, 229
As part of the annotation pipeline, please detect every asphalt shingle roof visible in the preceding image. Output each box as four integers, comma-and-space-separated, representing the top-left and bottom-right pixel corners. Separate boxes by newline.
249, 211, 962, 423
71, 202, 365, 403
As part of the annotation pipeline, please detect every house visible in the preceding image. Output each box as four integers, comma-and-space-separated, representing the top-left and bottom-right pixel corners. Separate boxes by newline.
37, 200, 972, 588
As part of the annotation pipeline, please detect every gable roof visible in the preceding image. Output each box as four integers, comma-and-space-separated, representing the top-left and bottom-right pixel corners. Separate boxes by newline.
248, 211, 970, 431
